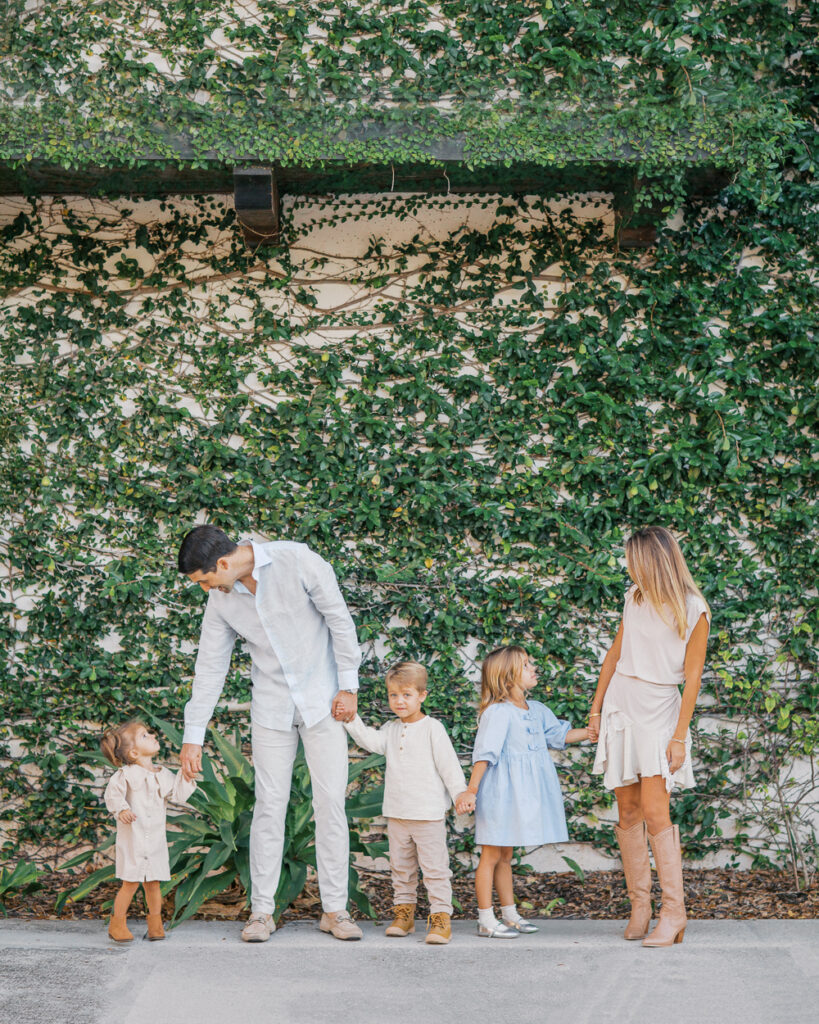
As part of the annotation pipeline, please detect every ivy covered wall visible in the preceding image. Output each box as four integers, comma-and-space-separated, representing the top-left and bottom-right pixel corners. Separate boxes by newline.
0, 0, 817, 880
1, 181, 816, 874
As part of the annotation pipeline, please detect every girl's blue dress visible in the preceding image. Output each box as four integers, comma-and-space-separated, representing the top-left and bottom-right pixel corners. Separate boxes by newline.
473, 700, 571, 846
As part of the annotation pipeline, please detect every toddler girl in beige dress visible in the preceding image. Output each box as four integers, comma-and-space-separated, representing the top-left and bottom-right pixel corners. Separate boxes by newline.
101, 720, 196, 942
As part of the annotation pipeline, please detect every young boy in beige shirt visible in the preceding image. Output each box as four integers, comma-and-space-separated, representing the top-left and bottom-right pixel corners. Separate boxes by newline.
342, 661, 469, 944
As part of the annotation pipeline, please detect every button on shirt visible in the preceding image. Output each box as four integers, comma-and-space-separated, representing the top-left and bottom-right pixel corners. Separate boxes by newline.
344, 714, 467, 820
182, 541, 361, 744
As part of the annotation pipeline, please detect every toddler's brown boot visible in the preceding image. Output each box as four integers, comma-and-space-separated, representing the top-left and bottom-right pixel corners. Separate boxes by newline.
385, 903, 415, 936
146, 914, 166, 941
108, 915, 133, 943
425, 911, 452, 945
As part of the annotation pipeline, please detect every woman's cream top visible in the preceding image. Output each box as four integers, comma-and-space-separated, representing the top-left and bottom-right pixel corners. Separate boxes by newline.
103, 764, 196, 882
615, 585, 710, 686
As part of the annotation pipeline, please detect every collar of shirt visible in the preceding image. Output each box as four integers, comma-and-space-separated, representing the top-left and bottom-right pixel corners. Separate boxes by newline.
233, 540, 271, 596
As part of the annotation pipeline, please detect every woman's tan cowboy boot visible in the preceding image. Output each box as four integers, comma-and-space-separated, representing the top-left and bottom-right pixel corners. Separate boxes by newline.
107, 915, 133, 943
643, 824, 687, 946
146, 914, 166, 941
614, 820, 652, 940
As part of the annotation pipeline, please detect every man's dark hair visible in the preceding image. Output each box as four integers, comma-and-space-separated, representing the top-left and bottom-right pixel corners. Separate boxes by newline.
178, 525, 237, 574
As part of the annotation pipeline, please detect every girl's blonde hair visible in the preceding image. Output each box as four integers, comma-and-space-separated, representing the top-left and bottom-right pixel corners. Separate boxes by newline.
625, 526, 709, 640
100, 720, 145, 767
479, 645, 529, 717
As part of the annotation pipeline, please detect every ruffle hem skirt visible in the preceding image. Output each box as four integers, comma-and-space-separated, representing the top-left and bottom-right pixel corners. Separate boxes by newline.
592, 670, 695, 793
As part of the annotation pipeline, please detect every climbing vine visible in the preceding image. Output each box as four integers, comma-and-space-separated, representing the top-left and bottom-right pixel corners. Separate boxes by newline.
0, 1, 817, 883
1, 181, 816, 874
1, 1, 815, 196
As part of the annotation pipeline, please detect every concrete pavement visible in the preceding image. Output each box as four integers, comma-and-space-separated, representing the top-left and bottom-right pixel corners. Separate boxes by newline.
2, 918, 818, 1024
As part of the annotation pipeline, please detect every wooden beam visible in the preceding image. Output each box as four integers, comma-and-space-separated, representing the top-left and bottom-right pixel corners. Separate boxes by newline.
233, 167, 280, 249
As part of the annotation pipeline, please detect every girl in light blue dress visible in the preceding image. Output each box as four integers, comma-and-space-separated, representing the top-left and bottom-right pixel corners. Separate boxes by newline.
459, 646, 589, 938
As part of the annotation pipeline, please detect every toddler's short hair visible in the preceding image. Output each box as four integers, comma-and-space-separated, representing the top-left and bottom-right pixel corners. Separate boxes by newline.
385, 661, 428, 692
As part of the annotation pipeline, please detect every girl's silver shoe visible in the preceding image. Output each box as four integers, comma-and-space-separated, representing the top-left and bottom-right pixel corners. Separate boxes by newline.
476, 920, 519, 938
502, 918, 539, 933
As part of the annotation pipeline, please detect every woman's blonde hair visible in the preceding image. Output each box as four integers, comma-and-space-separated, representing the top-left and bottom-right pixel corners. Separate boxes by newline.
625, 526, 709, 640
100, 720, 145, 767
478, 645, 529, 717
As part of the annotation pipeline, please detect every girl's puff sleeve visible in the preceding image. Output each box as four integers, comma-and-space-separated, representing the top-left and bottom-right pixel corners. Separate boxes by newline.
158, 767, 196, 805
472, 704, 511, 765
103, 769, 130, 817
541, 704, 572, 750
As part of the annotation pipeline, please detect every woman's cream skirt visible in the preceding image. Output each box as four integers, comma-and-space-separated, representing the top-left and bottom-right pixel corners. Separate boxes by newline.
592, 670, 695, 793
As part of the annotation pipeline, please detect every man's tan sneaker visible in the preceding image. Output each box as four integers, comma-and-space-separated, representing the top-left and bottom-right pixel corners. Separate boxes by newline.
425, 911, 452, 945
319, 910, 363, 940
241, 912, 275, 942
385, 903, 415, 937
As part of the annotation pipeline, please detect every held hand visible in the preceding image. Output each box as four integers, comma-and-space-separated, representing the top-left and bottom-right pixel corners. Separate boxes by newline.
455, 791, 476, 815
587, 715, 600, 742
666, 740, 686, 774
332, 690, 358, 723
180, 743, 203, 781
118, 808, 136, 824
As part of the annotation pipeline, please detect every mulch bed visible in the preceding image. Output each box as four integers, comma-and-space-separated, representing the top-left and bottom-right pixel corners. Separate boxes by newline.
4, 868, 816, 923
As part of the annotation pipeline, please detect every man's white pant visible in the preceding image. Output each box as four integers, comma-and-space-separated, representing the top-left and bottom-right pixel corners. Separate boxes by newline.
250, 713, 349, 915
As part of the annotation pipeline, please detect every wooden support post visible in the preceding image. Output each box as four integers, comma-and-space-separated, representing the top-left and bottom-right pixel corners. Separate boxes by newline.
613, 176, 658, 250
233, 167, 280, 249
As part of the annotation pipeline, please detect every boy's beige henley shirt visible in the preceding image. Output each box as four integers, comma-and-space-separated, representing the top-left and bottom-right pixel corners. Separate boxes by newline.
344, 714, 466, 820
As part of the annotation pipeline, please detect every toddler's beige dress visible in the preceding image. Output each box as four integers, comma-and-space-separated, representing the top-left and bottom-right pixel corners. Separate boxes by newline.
104, 764, 196, 882
592, 586, 710, 793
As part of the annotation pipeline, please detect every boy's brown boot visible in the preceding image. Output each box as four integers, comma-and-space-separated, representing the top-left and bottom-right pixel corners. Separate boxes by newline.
425, 912, 452, 945
108, 915, 133, 943
146, 914, 166, 941
385, 903, 415, 936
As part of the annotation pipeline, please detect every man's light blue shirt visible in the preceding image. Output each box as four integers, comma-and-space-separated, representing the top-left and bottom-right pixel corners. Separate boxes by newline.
182, 541, 361, 744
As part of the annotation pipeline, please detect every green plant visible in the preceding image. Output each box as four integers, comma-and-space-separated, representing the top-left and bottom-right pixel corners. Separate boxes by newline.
561, 856, 586, 883
0, 860, 43, 915
0, 1, 812, 193
159, 720, 255, 926
164, 719, 387, 925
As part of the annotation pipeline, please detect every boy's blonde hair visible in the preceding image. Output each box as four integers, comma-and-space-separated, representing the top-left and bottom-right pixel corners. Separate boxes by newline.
385, 661, 428, 692
100, 719, 146, 767
625, 526, 710, 640
478, 645, 528, 717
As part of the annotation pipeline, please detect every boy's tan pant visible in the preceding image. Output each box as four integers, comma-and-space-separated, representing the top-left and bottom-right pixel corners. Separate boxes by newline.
387, 817, 453, 915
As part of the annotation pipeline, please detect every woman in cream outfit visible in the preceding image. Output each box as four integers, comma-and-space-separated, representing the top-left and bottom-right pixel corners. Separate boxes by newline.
589, 527, 710, 947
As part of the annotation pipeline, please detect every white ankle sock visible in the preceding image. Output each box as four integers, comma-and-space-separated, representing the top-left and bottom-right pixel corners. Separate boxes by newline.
478, 908, 498, 929
501, 904, 522, 923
